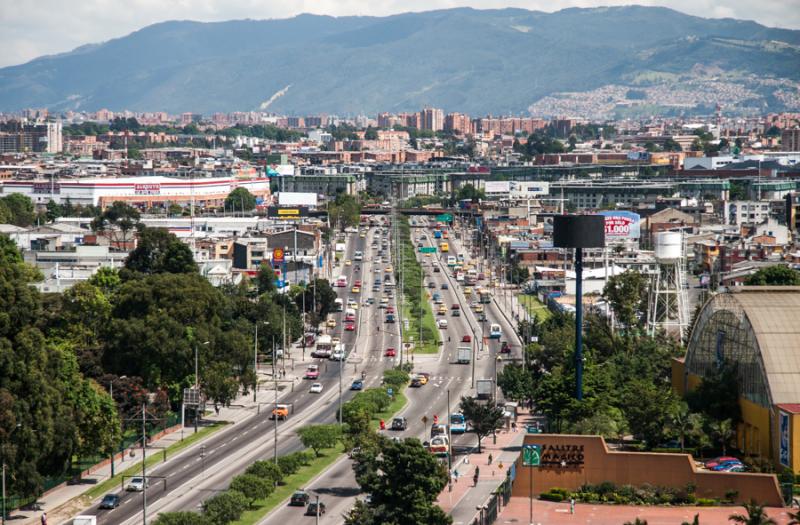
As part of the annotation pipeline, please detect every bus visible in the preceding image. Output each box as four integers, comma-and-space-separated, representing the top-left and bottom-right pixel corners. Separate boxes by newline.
489, 324, 502, 339
440, 242, 449, 253
450, 413, 467, 434
465, 269, 478, 286
428, 435, 449, 457
313, 335, 333, 358
479, 288, 491, 304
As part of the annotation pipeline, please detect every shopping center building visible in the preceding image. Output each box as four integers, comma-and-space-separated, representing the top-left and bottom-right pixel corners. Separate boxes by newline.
673, 286, 800, 474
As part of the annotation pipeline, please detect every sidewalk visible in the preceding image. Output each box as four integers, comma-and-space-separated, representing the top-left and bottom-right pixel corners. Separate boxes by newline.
13, 367, 303, 525
438, 408, 533, 525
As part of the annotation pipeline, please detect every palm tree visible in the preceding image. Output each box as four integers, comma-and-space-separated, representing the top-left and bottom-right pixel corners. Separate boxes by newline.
787, 509, 800, 525
681, 514, 700, 525
729, 501, 777, 525
709, 418, 735, 456
623, 519, 648, 525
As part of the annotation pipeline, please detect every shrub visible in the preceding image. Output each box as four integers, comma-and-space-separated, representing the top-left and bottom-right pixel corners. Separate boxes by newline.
230, 474, 272, 506
540, 491, 565, 502
246, 460, 284, 486
540, 487, 571, 502
202, 490, 249, 524
383, 369, 409, 389
724, 489, 739, 502
696, 498, 716, 506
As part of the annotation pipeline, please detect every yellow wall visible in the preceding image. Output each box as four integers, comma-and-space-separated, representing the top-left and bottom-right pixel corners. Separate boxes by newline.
739, 397, 771, 460
671, 358, 686, 396
792, 412, 800, 473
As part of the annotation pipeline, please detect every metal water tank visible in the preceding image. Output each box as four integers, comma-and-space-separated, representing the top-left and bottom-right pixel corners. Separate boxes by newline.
654, 231, 683, 260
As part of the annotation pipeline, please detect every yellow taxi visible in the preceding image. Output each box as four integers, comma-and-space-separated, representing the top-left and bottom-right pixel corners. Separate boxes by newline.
464, 287, 473, 297
438, 305, 447, 315
352, 286, 361, 294
473, 304, 484, 313
385, 266, 393, 273
327, 317, 336, 328
345, 260, 352, 266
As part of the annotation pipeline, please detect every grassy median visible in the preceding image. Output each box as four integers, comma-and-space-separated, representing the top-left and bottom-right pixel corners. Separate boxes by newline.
518, 294, 552, 322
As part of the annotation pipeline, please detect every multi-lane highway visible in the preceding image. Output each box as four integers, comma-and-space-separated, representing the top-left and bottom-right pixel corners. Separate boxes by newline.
73, 212, 524, 525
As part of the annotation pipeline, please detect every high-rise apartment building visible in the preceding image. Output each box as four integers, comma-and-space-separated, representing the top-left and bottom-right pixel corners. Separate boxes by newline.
420, 107, 444, 131
444, 113, 471, 135
782, 128, 800, 151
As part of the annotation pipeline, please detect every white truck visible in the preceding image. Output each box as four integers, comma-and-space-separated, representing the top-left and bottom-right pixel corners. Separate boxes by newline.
73, 517, 97, 525
476, 379, 493, 400
456, 346, 471, 364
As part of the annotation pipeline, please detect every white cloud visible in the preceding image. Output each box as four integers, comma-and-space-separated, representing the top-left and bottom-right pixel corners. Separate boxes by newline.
0, 0, 798, 67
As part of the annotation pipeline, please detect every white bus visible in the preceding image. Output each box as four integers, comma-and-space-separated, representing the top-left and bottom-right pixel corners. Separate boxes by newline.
333, 298, 344, 312
489, 323, 502, 339
313, 335, 333, 358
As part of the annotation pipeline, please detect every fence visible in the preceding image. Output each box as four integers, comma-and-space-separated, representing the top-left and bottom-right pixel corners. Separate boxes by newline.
468, 466, 514, 525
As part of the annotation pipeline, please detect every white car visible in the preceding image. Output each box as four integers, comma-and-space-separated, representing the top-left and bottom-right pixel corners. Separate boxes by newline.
437, 319, 449, 329
126, 477, 148, 492
309, 383, 323, 394
331, 349, 346, 361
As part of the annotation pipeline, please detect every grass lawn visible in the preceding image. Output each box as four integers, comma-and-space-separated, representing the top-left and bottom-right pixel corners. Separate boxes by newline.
84, 422, 228, 500
400, 300, 440, 354
234, 443, 346, 525
518, 294, 551, 322
234, 388, 408, 524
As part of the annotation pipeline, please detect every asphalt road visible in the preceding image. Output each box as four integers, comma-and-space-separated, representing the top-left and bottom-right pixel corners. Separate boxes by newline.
258, 217, 523, 524
77, 222, 401, 524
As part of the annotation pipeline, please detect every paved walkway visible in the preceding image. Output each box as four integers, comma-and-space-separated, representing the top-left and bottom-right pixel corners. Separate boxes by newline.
496, 498, 796, 524
11, 364, 307, 525
438, 409, 533, 525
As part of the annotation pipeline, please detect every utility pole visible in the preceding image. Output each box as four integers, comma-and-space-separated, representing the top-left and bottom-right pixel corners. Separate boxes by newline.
254, 323, 259, 403
141, 402, 148, 525
273, 339, 279, 464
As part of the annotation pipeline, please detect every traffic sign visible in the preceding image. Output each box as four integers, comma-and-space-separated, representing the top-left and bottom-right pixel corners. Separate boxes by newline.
419, 247, 437, 254
436, 213, 453, 223
522, 444, 541, 466
526, 426, 541, 434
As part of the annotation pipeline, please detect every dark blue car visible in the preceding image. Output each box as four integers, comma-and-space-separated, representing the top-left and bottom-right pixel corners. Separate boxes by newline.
351, 380, 364, 391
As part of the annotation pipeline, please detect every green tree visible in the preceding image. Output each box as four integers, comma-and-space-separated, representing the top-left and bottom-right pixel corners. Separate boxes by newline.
202, 362, 240, 413
351, 438, 451, 525
459, 396, 505, 453
224, 187, 257, 213
709, 418, 736, 456
89, 266, 122, 296
365, 126, 378, 140
127, 146, 143, 160
729, 501, 777, 525
125, 227, 196, 274
456, 184, 486, 201
229, 473, 272, 506
1, 193, 36, 226
603, 270, 649, 331
497, 363, 534, 403
45, 200, 63, 223
245, 460, 284, 486
90, 201, 141, 250
623, 380, 676, 448
687, 363, 742, 424
153, 512, 209, 525
295, 278, 338, 324
668, 401, 693, 451
202, 490, 249, 524
328, 194, 361, 231
745, 265, 800, 286
296, 424, 341, 456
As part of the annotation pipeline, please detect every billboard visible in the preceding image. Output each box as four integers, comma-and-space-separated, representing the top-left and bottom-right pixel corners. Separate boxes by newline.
780, 410, 790, 467
598, 211, 641, 240
272, 248, 285, 264
267, 206, 309, 220
278, 192, 318, 207
484, 180, 511, 194
510, 181, 549, 198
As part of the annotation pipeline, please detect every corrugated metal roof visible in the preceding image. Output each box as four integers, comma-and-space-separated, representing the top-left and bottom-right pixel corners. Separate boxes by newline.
730, 287, 800, 404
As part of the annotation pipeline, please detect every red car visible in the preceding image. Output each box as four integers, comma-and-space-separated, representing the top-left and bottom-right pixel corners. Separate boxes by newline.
386, 306, 395, 314
385, 348, 397, 357
345, 322, 356, 331
462, 335, 472, 343
500, 341, 511, 353
355, 280, 362, 287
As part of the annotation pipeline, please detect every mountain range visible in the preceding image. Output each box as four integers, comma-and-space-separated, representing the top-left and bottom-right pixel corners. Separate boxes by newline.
1, 6, 799, 116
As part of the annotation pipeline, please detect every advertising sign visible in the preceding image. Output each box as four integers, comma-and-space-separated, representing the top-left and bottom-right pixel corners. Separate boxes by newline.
272, 248, 285, 264
134, 183, 161, 196
779, 410, 791, 467
522, 444, 541, 467
484, 180, 511, 194
598, 211, 641, 240
267, 206, 309, 220
32, 182, 60, 194
278, 192, 318, 207
419, 247, 437, 254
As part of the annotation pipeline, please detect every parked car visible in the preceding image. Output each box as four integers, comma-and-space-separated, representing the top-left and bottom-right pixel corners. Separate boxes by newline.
99, 494, 121, 509
704, 456, 741, 469
289, 490, 310, 506
305, 501, 327, 516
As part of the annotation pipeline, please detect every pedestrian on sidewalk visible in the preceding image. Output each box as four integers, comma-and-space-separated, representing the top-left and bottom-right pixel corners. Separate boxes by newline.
511, 421, 517, 432
570, 497, 575, 514
487, 453, 493, 465
41, 512, 47, 525
473, 466, 479, 486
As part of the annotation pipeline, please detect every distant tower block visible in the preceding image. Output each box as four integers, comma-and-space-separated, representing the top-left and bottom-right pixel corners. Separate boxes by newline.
647, 231, 689, 341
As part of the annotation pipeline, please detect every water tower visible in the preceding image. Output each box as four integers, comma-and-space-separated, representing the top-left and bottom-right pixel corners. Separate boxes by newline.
647, 231, 689, 341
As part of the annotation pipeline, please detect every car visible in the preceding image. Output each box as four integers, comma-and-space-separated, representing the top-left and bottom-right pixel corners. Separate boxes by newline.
462, 335, 472, 343
305, 501, 327, 516
327, 318, 336, 328
704, 456, 741, 469
351, 379, 364, 390
433, 266, 441, 273
372, 286, 381, 292
385, 348, 396, 357
345, 260, 352, 266
305, 365, 319, 379
99, 493, 121, 509
473, 305, 484, 313
437, 319, 448, 329
390, 417, 408, 430
331, 349, 346, 361
352, 286, 361, 294
438, 305, 447, 315
385, 266, 393, 273
430, 423, 447, 437
500, 341, 511, 353
477, 313, 488, 322
309, 382, 323, 394
441, 283, 449, 290
416, 373, 429, 385
271, 404, 289, 420
452, 309, 461, 317
345, 322, 356, 331
386, 306, 395, 314
410, 377, 422, 387
385, 314, 396, 323
289, 490, 310, 506
428, 282, 436, 288
126, 477, 148, 492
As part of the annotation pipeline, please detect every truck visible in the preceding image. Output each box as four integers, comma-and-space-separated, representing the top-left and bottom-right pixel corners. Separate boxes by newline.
73, 517, 97, 525
456, 346, 471, 364
476, 379, 493, 400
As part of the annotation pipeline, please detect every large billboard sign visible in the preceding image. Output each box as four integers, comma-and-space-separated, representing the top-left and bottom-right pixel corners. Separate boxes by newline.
484, 181, 511, 194
267, 206, 309, 220
598, 211, 641, 240
278, 192, 318, 207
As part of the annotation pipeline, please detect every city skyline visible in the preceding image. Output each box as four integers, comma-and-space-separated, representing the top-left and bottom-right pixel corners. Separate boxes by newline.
1, 0, 800, 68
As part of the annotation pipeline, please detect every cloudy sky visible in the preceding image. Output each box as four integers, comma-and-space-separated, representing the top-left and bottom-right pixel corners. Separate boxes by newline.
1, 0, 798, 68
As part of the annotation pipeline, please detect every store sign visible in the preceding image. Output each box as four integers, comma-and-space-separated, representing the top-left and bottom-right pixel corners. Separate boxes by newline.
539, 444, 585, 468
598, 211, 640, 239
273, 248, 285, 264
32, 182, 60, 194
134, 183, 161, 196
779, 411, 790, 467
267, 206, 308, 219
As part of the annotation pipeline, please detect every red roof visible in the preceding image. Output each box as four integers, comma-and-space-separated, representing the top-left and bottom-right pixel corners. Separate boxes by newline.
777, 404, 800, 414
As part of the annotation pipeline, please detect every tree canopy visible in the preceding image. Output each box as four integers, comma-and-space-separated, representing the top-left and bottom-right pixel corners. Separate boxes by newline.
745, 265, 800, 286
224, 187, 257, 213
125, 227, 197, 275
